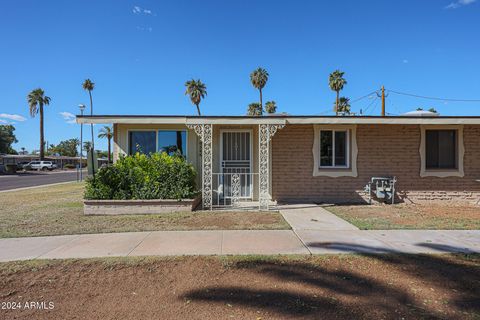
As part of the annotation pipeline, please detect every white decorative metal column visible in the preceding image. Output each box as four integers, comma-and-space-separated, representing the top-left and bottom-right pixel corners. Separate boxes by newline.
187, 124, 213, 210
258, 123, 284, 210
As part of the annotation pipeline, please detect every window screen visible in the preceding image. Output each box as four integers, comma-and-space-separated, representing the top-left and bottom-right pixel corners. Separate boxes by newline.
320, 130, 348, 167
426, 130, 457, 169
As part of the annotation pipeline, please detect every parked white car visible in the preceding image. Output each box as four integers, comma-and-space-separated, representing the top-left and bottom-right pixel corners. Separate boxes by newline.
24, 161, 57, 171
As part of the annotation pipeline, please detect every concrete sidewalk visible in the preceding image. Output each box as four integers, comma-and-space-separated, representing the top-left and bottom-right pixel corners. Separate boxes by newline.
279, 204, 359, 230
0, 229, 478, 262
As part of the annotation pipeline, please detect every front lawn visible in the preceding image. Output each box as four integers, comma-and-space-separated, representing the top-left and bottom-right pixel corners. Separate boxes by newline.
0, 254, 478, 319
0, 183, 289, 238
326, 203, 480, 230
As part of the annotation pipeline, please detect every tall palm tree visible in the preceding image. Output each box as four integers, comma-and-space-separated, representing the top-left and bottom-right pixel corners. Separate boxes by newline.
247, 102, 263, 116
185, 79, 207, 116
98, 126, 113, 163
336, 97, 351, 115
82, 79, 95, 149
265, 101, 277, 114
83, 141, 92, 153
27, 88, 51, 160
250, 67, 269, 108
329, 70, 347, 114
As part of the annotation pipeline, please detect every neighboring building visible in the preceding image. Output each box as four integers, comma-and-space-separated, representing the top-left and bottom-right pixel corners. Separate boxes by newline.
77, 115, 480, 209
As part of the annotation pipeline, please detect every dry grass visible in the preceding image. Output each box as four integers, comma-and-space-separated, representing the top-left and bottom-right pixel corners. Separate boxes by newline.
0, 254, 478, 319
0, 183, 289, 238
326, 203, 480, 230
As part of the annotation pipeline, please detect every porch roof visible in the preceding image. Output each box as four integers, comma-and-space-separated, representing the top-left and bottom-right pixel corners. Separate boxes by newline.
76, 114, 480, 125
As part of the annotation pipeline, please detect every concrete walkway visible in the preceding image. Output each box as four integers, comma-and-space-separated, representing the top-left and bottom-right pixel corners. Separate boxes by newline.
0, 229, 478, 262
279, 204, 359, 230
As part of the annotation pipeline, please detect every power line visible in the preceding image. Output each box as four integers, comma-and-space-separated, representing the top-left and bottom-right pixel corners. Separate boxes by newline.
351, 90, 378, 103
362, 96, 378, 115
388, 89, 480, 102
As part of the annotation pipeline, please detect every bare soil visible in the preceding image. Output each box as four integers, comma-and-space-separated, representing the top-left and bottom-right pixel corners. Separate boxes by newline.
0, 254, 479, 319
326, 203, 480, 230
0, 183, 289, 238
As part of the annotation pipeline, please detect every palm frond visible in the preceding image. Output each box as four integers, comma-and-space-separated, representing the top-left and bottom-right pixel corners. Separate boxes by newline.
250, 67, 269, 90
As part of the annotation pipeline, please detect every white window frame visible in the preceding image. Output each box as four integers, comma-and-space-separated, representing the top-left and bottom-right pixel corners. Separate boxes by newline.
319, 129, 350, 169
419, 125, 464, 178
312, 125, 358, 177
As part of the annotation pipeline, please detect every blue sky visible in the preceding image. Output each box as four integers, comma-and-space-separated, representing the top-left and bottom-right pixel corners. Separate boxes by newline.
1, 0, 479, 152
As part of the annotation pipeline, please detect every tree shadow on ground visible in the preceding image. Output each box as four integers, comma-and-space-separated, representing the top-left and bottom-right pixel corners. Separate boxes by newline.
182, 246, 480, 319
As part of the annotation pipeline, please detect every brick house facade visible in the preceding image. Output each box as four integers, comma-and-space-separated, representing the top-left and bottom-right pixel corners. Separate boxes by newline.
272, 124, 480, 204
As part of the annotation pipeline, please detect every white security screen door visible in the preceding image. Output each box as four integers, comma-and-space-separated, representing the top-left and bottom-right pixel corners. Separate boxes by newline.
221, 131, 252, 198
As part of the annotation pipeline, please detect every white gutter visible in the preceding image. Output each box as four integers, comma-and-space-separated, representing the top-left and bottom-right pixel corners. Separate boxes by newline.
185, 118, 287, 125
286, 117, 480, 125
76, 116, 480, 125
76, 117, 187, 124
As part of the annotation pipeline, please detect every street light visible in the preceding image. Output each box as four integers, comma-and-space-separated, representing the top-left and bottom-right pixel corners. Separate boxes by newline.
79, 104, 86, 181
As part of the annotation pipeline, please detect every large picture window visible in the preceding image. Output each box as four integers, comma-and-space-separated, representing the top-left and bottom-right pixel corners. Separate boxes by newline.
319, 130, 349, 168
158, 130, 187, 156
128, 130, 187, 156
425, 129, 457, 169
128, 131, 156, 155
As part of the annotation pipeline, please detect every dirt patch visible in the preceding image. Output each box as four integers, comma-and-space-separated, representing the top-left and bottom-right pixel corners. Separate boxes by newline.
0, 183, 289, 238
0, 255, 478, 319
326, 203, 480, 230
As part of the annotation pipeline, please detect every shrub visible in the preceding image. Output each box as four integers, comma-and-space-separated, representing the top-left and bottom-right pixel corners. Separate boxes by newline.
84, 153, 197, 200
64, 163, 76, 169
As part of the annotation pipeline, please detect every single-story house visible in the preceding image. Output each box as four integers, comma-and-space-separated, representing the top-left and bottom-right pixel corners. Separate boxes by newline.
77, 115, 480, 209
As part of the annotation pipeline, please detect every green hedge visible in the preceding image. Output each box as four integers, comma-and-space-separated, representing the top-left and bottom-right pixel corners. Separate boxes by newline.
84, 153, 197, 200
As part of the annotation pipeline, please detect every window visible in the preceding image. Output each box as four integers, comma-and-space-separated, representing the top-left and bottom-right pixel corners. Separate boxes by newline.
313, 125, 358, 177
419, 125, 464, 178
158, 130, 187, 156
319, 130, 349, 168
128, 131, 156, 155
425, 130, 457, 169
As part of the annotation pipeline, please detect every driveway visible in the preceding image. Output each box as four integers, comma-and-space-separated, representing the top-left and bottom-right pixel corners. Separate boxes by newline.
0, 170, 84, 191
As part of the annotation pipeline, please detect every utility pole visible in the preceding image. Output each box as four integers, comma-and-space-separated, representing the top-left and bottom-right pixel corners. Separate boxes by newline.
381, 85, 386, 116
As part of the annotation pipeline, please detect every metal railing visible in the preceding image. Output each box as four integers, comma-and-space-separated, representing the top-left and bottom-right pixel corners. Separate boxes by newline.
212, 172, 258, 207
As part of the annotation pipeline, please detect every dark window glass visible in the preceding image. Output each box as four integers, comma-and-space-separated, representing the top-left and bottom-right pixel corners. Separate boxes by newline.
320, 131, 333, 166
158, 131, 187, 155
128, 131, 156, 155
334, 131, 347, 166
426, 130, 456, 169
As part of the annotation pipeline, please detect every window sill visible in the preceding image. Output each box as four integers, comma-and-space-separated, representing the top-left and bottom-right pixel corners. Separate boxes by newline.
420, 169, 464, 178
313, 168, 357, 177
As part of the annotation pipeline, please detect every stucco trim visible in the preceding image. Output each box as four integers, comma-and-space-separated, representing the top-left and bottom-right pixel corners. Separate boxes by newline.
312, 124, 358, 177
419, 125, 464, 178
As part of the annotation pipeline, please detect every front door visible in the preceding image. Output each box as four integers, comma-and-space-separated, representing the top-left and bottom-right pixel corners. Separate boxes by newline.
221, 130, 252, 199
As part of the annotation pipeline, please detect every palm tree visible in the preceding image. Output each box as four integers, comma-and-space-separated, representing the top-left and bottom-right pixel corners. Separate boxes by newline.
98, 126, 113, 163
185, 79, 207, 116
336, 97, 351, 115
27, 88, 51, 160
250, 67, 269, 108
83, 141, 92, 153
265, 101, 277, 114
329, 70, 347, 114
247, 102, 263, 116
82, 79, 95, 149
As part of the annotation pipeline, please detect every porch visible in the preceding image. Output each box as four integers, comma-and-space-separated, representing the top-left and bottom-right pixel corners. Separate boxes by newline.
187, 121, 286, 210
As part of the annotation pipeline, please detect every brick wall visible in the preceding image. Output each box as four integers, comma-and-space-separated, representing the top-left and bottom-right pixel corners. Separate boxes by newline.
271, 124, 480, 204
